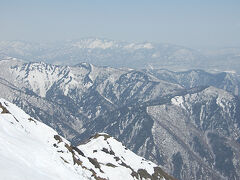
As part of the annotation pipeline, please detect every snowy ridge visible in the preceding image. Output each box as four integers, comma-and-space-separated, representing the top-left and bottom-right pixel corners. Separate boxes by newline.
78, 133, 174, 180
10, 61, 128, 98
0, 98, 173, 180
12, 61, 93, 97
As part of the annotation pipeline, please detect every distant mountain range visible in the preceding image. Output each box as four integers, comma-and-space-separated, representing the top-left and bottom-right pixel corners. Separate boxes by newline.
0, 57, 240, 179
1, 38, 240, 72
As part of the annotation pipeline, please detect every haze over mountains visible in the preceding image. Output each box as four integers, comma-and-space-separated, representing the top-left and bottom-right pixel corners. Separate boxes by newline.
1, 38, 240, 73
0, 52, 240, 179
1, 0, 240, 179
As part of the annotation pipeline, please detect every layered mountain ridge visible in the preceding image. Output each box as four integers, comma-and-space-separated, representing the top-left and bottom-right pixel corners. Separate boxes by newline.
0, 57, 240, 179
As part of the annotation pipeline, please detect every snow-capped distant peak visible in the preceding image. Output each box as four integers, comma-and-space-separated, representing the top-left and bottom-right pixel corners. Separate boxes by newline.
72, 38, 117, 49
124, 42, 154, 50
71, 38, 155, 50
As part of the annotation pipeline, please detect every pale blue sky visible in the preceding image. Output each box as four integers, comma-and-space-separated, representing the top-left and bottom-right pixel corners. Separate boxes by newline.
1, 0, 240, 48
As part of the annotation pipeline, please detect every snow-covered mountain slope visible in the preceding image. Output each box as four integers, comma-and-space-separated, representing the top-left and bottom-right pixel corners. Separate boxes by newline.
0, 98, 174, 180
0, 98, 91, 180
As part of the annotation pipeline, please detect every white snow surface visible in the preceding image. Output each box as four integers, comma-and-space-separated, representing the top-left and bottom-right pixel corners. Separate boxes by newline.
78, 135, 166, 180
0, 98, 167, 180
0, 98, 91, 180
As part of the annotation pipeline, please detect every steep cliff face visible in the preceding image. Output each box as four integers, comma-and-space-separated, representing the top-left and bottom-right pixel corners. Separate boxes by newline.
74, 87, 240, 180
148, 87, 240, 180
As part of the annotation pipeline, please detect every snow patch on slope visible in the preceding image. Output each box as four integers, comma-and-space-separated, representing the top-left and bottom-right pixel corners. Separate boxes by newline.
0, 98, 91, 180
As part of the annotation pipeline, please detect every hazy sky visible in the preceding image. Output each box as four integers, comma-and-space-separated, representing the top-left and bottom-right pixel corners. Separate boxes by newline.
1, 0, 240, 48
